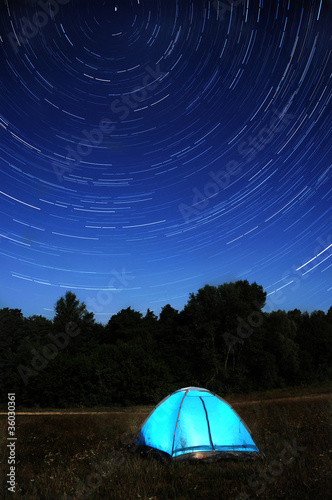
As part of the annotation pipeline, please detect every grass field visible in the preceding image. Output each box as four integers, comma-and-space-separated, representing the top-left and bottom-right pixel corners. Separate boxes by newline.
1, 386, 331, 499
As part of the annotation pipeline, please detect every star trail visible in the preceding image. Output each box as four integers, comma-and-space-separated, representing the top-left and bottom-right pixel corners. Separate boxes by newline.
0, 0, 331, 322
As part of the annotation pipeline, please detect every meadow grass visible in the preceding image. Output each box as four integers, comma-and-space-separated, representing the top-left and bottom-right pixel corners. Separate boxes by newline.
0, 388, 331, 499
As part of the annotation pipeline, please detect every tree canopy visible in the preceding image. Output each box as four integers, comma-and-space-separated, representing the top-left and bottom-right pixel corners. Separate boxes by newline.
1, 280, 331, 408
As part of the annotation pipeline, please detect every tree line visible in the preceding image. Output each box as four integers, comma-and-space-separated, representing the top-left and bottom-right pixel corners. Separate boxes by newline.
1, 280, 331, 408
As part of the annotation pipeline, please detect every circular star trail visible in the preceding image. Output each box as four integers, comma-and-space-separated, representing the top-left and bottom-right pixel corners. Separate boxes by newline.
0, 0, 331, 321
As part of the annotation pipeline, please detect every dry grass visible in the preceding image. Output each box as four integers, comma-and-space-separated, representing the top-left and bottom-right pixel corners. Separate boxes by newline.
1, 389, 331, 499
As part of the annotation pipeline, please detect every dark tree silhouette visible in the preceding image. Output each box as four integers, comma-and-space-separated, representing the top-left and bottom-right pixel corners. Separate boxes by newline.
0, 283, 331, 408
53, 290, 94, 331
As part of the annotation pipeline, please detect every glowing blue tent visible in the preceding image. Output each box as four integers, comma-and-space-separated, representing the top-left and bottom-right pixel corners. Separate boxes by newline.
136, 387, 260, 460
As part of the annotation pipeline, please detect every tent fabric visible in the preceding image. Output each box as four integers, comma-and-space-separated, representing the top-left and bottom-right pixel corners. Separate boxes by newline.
136, 387, 260, 459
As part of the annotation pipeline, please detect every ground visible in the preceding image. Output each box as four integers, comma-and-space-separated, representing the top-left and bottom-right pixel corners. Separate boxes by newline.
0, 385, 331, 499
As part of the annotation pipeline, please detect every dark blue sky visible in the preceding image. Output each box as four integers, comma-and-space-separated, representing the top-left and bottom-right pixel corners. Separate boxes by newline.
0, 0, 331, 323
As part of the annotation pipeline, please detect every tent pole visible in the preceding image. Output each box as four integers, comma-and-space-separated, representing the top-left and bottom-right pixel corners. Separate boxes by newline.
171, 389, 189, 457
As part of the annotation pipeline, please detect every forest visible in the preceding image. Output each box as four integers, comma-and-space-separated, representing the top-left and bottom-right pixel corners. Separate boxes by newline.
1, 280, 331, 408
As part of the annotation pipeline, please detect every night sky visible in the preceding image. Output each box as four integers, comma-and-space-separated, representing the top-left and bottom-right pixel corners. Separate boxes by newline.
0, 0, 331, 323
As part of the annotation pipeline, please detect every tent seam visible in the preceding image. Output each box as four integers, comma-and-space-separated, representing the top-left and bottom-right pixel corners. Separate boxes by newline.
199, 396, 215, 451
